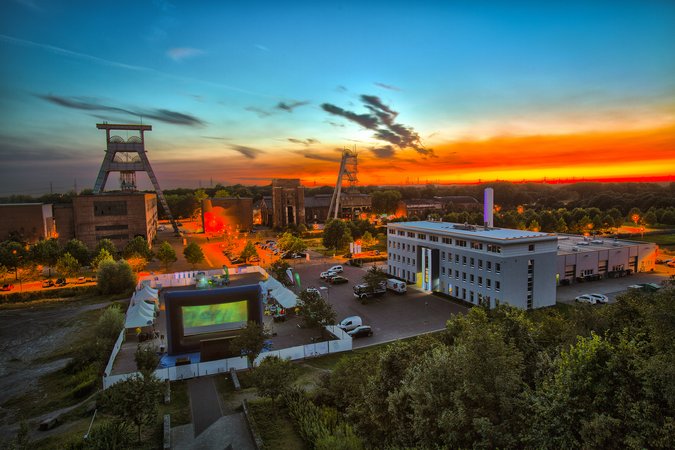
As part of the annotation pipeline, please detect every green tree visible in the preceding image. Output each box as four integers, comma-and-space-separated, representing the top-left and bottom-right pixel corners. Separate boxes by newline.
91, 248, 114, 271
135, 344, 159, 376
97, 260, 136, 295
643, 211, 658, 226
229, 321, 267, 368
101, 374, 162, 443
269, 260, 292, 286
555, 217, 568, 233
183, 242, 205, 268
360, 231, 376, 248
239, 241, 258, 262
214, 189, 230, 198
30, 238, 60, 276
155, 241, 177, 271
322, 219, 352, 252
123, 236, 153, 260
362, 265, 387, 291
372, 190, 402, 214
125, 255, 148, 273
253, 356, 299, 403
94, 238, 118, 259
528, 219, 541, 232
0, 241, 29, 279
97, 304, 125, 342
55, 252, 80, 278
63, 238, 91, 266
278, 232, 307, 254
297, 289, 336, 328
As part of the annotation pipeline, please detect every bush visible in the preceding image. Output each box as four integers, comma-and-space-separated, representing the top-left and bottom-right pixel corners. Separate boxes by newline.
97, 260, 136, 295
284, 388, 363, 449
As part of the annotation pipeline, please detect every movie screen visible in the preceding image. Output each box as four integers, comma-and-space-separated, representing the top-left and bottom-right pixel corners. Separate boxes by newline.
182, 301, 248, 336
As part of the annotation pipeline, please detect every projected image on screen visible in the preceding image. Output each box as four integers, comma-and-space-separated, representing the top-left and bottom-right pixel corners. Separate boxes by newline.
182, 301, 248, 336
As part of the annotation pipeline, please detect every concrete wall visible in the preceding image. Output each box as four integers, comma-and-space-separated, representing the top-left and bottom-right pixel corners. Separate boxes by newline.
72, 193, 157, 251
0, 203, 54, 243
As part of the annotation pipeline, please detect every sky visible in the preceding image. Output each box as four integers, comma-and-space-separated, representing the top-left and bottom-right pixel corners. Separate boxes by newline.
0, 0, 674, 195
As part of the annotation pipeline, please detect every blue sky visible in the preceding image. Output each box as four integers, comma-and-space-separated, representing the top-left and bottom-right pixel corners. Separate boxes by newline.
1, 0, 674, 194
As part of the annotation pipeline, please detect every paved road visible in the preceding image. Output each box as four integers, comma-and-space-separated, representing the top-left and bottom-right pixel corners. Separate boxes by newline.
188, 376, 223, 436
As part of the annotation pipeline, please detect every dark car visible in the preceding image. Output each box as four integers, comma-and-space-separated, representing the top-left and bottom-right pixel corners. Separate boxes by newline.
348, 325, 373, 338
330, 276, 349, 284
55, 278, 67, 286
1, 284, 14, 291
42, 280, 55, 288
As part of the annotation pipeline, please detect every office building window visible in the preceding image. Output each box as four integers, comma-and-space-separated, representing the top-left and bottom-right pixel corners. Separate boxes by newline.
441, 251, 446, 261
528, 244, 535, 252
478, 276, 483, 286
462, 256, 467, 265
442, 237, 452, 244
470, 274, 474, 284
496, 263, 501, 273
495, 281, 501, 291
487, 279, 491, 289
478, 259, 483, 269
470, 257, 474, 267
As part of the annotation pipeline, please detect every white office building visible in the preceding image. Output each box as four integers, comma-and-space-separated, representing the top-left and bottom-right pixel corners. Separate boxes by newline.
387, 221, 558, 309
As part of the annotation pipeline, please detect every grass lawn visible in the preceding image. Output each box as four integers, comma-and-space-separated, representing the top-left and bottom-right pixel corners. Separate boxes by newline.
635, 233, 675, 248
160, 380, 191, 426
248, 398, 307, 450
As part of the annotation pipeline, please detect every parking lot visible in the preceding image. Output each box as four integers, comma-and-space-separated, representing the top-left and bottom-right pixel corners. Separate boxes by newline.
286, 256, 468, 348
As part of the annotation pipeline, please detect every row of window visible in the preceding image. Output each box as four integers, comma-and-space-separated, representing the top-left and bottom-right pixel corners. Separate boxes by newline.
388, 265, 416, 283
387, 233, 504, 254
390, 253, 416, 266
440, 268, 501, 291
440, 251, 502, 272
452, 285, 497, 307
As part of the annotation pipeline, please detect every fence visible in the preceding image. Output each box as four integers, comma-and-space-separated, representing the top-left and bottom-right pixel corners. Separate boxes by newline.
137, 266, 268, 290
102, 325, 352, 389
103, 329, 125, 377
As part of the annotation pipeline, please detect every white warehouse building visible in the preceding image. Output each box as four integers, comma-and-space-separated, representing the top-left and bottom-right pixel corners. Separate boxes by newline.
387, 221, 659, 310
387, 221, 559, 309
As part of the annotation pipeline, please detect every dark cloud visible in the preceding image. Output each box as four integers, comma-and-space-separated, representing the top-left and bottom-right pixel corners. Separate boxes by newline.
321, 95, 433, 157
245, 106, 272, 117
374, 82, 401, 91
37, 94, 205, 126
320, 103, 379, 130
287, 138, 319, 146
276, 100, 309, 112
294, 150, 341, 162
370, 145, 396, 158
229, 144, 264, 159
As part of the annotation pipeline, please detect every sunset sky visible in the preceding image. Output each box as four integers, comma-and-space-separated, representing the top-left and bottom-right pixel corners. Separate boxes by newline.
1, 0, 674, 195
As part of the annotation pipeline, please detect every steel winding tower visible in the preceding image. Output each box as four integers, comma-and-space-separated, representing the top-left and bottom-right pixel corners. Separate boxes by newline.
327, 149, 358, 219
93, 123, 180, 234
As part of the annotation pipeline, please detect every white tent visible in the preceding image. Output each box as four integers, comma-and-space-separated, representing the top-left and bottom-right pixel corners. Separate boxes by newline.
125, 301, 155, 328
259, 277, 298, 309
131, 288, 159, 304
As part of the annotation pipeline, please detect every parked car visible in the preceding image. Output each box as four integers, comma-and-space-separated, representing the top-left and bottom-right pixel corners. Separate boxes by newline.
320, 270, 338, 279
348, 325, 373, 338
330, 276, 349, 284
42, 280, 55, 288
575, 294, 597, 305
306, 288, 320, 296
589, 293, 609, 304
328, 265, 344, 273
55, 278, 67, 286
338, 315, 362, 332
77, 276, 86, 284
1, 284, 14, 291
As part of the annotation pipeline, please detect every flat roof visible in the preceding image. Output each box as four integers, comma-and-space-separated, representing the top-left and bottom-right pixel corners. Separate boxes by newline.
389, 221, 556, 242
556, 234, 653, 255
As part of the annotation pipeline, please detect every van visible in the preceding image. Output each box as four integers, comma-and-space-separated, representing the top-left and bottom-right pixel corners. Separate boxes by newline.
386, 278, 407, 294
338, 315, 362, 332
328, 265, 344, 273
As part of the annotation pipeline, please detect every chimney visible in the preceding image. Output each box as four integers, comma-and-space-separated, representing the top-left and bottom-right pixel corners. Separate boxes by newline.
484, 188, 494, 228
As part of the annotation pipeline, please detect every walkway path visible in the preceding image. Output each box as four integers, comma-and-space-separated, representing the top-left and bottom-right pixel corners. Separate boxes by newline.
188, 377, 222, 436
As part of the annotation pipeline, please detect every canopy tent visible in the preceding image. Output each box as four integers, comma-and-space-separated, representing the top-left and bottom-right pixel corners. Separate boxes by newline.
132, 290, 159, 307
125, 301, 155, 328
134, 285, 158, 303
259, 277, 298, 309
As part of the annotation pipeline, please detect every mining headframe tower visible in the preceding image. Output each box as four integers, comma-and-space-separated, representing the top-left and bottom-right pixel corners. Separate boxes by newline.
93, 123, 180, 234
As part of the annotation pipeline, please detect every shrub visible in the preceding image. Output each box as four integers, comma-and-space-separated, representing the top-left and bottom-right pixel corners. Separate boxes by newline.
97, 260, 136, 295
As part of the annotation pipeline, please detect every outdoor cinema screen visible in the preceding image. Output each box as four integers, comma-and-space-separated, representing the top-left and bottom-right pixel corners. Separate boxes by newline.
182, 301, 248, 336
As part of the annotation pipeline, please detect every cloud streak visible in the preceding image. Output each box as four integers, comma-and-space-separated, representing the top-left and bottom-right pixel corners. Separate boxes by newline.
276, 100, 309, 112
37, 94, 205, 126
321, 94, 433, 157
229, 144, 264, 159
167, 47, 204, 61
374, 82, 401, 91
287, 138, 319, 146
293, 150, 341, 162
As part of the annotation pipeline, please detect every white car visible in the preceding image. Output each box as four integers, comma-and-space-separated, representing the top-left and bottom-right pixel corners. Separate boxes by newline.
338, 315, 362, 331
328, 265, 343, 273
575, 294, 597, 305
320, 270, 337, 279
589, 293, 609, 304
306, 288, 320, 296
